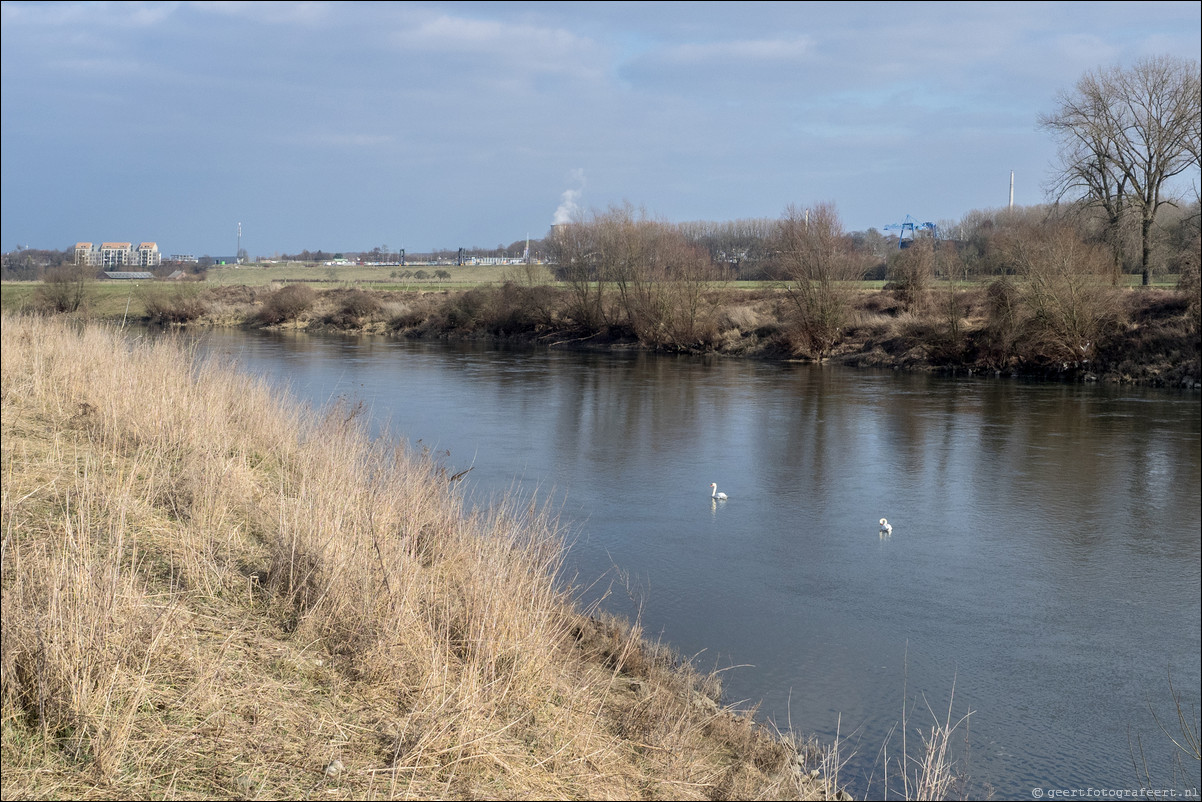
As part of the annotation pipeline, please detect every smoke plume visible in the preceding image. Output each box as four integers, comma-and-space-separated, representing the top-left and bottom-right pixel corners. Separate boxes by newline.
552, 168, 585, 225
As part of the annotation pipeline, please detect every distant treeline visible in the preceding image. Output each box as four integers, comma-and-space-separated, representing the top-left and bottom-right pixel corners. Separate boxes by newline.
6, 198, 1198, 287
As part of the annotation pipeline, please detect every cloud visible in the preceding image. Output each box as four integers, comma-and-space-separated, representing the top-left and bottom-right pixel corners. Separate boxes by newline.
655, 35, 816, 65
618, 34, 818, 95
387, 12, 609, 82
189, 1, 333, 27
1, 1, 176, 29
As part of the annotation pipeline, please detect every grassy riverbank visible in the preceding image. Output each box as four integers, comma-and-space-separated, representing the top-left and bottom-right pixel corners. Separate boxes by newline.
2, 312, 850, 800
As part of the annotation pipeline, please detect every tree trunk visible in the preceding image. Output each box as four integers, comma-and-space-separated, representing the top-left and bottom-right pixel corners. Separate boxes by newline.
1141, 213, 1153, 286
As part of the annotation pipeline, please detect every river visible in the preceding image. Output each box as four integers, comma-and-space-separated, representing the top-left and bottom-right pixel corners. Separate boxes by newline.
193, 328, 1202, 800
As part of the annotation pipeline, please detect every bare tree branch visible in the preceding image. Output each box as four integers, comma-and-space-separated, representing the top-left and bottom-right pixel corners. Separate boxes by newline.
1039, 56, 1201, 284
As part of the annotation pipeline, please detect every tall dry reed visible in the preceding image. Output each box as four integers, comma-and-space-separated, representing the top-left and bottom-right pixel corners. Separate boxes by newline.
1, 312, 818, 800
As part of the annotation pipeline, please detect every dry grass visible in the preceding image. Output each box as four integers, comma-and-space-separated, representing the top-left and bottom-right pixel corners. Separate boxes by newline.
816, 675, 972, 802
1130, 671, 1202, 791
1, 311, 829, 800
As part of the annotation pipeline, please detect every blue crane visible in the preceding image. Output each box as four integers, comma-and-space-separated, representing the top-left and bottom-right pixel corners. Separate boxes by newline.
884, 215, 938, 249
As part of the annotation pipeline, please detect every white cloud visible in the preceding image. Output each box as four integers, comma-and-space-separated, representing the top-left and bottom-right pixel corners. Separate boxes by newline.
0, 1, 177, 29
388, 12, 610, 82
188, 1, 332, 26
654, 35, 816, 65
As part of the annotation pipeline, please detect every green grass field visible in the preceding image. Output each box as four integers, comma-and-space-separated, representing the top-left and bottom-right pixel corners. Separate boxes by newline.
0, 266, 1181, 321
206, 261, 544, 288
0, 281, 156, 318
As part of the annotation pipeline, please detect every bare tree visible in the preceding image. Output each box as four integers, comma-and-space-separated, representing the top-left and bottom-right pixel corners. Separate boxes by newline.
677, 217, 776, 278
548, 204, 723, 344
546, 215, 605, 328
772, 203, 865, 358
1040, 78, 1132, 283
1040, 56, 1201, 285
591, 202, 649, 328
624, 223, 722, 348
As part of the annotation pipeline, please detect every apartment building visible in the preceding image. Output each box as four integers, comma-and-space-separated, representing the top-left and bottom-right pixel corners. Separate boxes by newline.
74, 242, 99, 266
135, 242, 161, 267
75, 240, 162, 268
101, 242, 132, 267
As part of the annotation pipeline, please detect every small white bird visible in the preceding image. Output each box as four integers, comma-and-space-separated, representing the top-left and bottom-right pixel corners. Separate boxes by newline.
710, 482, 728, 500
879, 518, 892, 535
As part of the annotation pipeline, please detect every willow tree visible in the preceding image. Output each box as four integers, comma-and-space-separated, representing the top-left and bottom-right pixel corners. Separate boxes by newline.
546, 204, 723, 344
1039, 56, 1201, 285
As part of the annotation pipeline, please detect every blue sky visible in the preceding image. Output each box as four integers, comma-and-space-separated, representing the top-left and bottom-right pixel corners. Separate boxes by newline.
2, 1, 1199, 257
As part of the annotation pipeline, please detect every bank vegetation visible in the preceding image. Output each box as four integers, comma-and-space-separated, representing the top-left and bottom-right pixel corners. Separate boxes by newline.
3, 312, 876, 800
14, 201, 1196, 388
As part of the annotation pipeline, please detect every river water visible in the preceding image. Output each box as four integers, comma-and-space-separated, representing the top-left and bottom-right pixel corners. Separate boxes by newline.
193, 329, 1201, 800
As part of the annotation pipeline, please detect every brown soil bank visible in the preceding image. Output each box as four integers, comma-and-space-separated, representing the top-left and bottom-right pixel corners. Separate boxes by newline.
137, 281, 1202, 389
1, 312, 845, 800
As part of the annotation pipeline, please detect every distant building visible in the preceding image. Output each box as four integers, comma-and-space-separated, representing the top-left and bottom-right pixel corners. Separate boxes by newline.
101, 242, 132, 267
102, 271, 154, 280
75, 239, 162, 268
135, 242, 161, 267
75, 242, 99, 266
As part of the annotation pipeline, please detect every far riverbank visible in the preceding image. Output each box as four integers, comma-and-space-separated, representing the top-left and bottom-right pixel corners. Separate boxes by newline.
6, 279, 1200, 387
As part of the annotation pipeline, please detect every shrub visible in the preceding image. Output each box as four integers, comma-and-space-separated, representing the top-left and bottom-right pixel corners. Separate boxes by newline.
33, 265, 94, 313
339, 289, 382, 318
387, 296, 437, 331
418, 285, 561, 336
980, 277, 1026, 369
485, 283, 565, 335
258, 284, 315, 325
141, 284, 209, 324
1175, 234, 1200, 333
886, 239, 936, 313
324, 289, 383, 328
859, 292, 900, 317
1000, 222, 1125, 365
718, 304, 766, 333
441, 288, 487, 330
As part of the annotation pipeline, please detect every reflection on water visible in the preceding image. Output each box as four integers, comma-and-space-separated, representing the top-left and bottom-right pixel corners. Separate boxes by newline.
194, 329, 1201, 799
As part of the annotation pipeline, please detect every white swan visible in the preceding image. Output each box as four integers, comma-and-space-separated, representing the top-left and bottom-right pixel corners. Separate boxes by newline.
879, 518, 892, 535
710, 483, 728, 500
